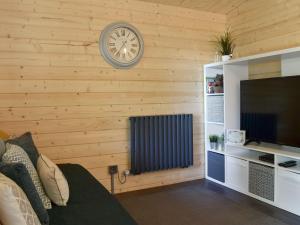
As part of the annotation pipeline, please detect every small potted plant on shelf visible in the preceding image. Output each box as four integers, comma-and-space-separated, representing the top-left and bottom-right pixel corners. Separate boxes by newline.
218, 134, 225, 151
209, 135, 219, 150
213, 27, 235, 62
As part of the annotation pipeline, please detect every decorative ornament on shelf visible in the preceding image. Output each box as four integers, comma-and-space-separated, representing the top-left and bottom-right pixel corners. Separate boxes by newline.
213, 27, 235, 62
226, 129, 246, 146
206, 74, 223, 94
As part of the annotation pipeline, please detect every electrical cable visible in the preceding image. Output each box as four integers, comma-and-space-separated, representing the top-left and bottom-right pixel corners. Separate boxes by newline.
111, 174, 115, 194
117, 171, 127, 184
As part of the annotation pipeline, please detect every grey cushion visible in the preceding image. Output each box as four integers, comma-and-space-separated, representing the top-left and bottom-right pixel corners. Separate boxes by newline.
0, 139, 5, 159
7, 132, 40, 168
0, 162, 49, 225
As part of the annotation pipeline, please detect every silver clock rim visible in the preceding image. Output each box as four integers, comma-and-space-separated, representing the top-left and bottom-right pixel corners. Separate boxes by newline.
99, 22, 144, 69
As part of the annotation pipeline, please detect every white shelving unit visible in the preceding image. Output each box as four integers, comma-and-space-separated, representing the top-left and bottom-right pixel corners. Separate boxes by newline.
204, 46, 300, 216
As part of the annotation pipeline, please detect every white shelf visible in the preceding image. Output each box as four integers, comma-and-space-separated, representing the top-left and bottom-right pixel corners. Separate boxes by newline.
204, 46, 300, 69
207, 149, 225, 155
278, 165, 300, 174
225, 143, 300, 171
206, 121, 224, 125
206, 93, 224, 96
226, 151, 274, 168
226, 143, 300, 160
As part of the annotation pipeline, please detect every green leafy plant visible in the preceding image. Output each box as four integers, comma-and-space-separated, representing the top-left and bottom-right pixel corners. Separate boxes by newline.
213, 28, 235, 56
209, 135, 219, 143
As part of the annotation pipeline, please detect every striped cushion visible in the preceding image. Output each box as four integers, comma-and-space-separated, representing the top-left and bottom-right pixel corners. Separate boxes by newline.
2, 143, 51, 209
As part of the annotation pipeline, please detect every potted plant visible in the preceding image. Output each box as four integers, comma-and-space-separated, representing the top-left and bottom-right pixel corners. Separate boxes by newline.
218, 134, 225, 151
209, 135, 219, 150
213, 28, 235, 62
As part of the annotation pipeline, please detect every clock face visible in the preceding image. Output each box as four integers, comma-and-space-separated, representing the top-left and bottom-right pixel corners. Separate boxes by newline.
100, 23, 144, 69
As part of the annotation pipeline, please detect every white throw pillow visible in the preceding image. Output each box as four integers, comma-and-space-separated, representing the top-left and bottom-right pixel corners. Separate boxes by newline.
37, 154, 69, 206
2, 143, 52, 209
0, 173, 41, 225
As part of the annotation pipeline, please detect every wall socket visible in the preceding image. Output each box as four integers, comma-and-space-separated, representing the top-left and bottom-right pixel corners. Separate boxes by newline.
108, 165, 118, 175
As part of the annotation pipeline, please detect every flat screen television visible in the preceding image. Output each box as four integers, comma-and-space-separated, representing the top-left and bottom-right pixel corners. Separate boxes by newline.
240, 76, 300, 148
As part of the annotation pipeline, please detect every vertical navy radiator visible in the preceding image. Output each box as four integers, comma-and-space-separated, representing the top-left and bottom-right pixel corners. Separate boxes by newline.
130, 114, 193, 175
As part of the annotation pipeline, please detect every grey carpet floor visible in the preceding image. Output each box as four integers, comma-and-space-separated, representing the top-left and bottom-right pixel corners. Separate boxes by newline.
117, 179, 300, 225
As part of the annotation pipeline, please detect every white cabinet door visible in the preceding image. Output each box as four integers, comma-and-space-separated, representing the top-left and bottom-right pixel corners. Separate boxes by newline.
226, 156, 248, 193
277, 169, 300, 216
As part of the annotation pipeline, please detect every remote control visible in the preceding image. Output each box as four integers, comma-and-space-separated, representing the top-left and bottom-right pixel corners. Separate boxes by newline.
279, 161, 297, 168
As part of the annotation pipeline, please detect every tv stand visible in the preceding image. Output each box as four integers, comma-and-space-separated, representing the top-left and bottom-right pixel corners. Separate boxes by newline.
244, 139, 261, 146
224, 143, 300, 215
204, 46, 300, 217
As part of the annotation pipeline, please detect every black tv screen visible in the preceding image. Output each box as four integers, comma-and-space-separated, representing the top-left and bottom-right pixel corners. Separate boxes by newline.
240, 76, 300, 148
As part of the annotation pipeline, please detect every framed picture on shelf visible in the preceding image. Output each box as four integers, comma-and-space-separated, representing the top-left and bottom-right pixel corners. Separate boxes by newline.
226, 129, 246, 146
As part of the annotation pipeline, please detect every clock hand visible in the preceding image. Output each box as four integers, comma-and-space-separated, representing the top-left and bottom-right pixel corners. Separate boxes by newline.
115, 41, 127, 56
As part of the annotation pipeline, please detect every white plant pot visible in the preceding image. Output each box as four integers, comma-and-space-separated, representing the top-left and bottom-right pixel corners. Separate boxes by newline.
210, 142, 218, 150
218, 142, 224, 151
222, 55, 231, 62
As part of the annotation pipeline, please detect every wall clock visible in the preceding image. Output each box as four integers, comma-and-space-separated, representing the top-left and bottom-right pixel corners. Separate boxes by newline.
99, 22, 144, 69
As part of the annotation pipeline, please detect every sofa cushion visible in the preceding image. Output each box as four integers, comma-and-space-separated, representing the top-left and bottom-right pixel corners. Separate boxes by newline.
2, 143, 52, 209
7, 132, 40, 169
48, 164, 137, 225
0, 173, 41, 225
0, 163, 49, 225
37, 154, 69, 206
0, 140, 5, 160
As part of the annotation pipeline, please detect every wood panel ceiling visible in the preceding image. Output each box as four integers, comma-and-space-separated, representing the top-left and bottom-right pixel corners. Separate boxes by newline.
136, 0, 247, 14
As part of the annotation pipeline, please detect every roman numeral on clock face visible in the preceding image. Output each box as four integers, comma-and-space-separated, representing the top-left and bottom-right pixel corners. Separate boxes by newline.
110, 47, 117, 53
130, 48, 137, 54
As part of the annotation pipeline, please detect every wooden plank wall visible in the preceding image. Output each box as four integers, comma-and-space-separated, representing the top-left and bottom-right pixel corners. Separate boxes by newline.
0, 0, 226, 193
137, 0, 248, 14
228, 0, 300, 79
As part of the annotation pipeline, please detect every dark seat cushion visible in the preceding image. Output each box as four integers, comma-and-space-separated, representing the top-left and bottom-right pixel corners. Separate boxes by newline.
48, 164, 137, 225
